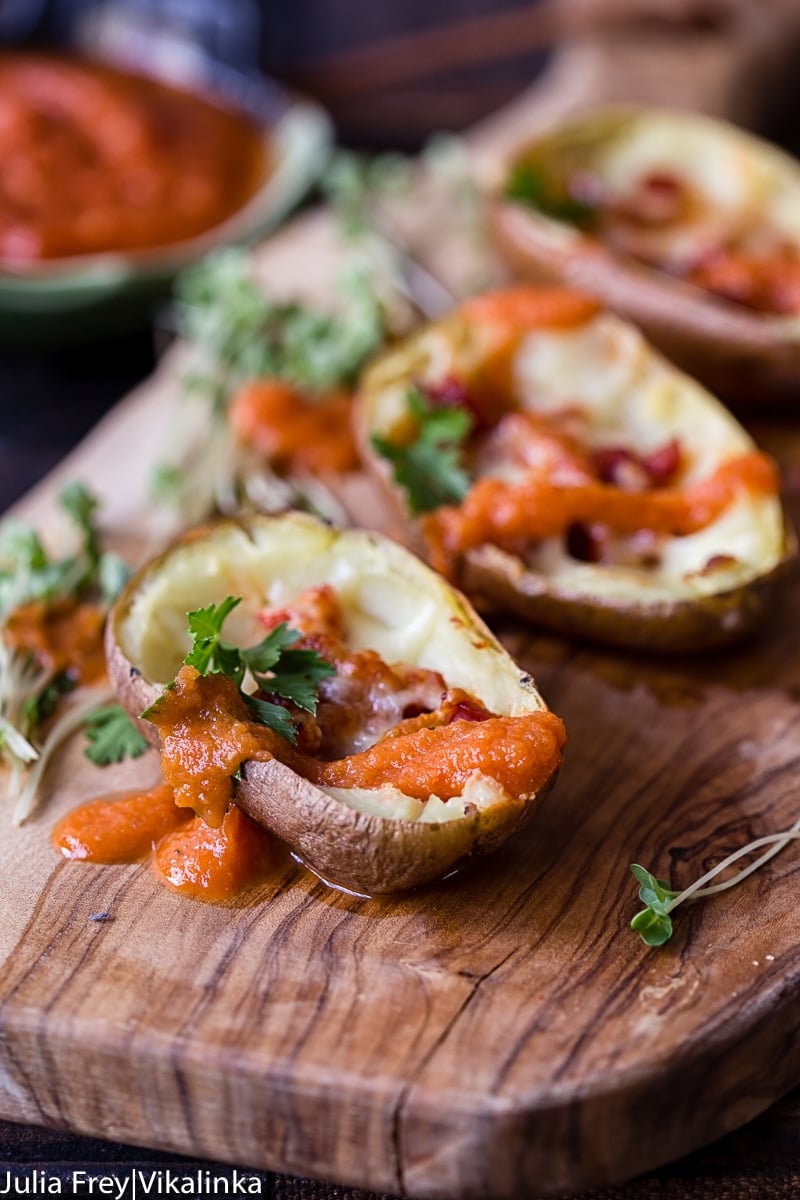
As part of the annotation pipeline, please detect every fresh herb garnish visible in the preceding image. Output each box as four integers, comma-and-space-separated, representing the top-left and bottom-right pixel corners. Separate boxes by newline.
631, 813, 800, 946
84, 705, 151, 767
372, 387, 473, 515
0, 484, 132, 823
0, 482, 129, 616
505, 161, 598, 227
176, 249, 385, 410
148, 596, 335, 745
630, 865, 679, 946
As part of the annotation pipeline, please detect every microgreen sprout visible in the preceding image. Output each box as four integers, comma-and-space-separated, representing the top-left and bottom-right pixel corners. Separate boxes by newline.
632, 812, 800, 945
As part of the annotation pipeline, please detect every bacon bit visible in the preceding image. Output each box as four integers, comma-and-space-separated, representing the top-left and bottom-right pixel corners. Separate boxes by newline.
624, 172, 688, 226
257, 584, 345, 641
566, 522, 608, 563
643, 439, 682, 486
420, 375, 491, 433
592, 439, 682, 490
447, 696, 493, 723
592, 448, 650, 491
378, 688, 490, 743
699, 554, 740, 575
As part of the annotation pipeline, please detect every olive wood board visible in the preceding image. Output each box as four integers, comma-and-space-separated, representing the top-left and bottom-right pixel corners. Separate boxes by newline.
5, 22, 800, 1199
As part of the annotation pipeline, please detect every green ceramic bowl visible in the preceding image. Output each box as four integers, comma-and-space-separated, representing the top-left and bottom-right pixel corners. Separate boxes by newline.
0, 96, 332, 344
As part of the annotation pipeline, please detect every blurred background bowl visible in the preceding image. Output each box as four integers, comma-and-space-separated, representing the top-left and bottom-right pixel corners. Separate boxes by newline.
0, 84, 331, 343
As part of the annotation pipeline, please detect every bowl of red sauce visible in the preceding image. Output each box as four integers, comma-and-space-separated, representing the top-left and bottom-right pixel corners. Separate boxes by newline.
0, 52, 331, 338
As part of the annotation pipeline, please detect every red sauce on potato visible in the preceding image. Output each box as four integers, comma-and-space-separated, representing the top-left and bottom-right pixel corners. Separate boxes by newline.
230, 380, 359, 475
0, 53, 266, 264
422, 450, 778, 577
56, 586, 564, 901
5, 596, 107, 684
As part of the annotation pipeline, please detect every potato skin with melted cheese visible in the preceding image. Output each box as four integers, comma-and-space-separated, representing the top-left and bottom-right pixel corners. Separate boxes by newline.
106, 513, 564, 894
358, 286, 795, 651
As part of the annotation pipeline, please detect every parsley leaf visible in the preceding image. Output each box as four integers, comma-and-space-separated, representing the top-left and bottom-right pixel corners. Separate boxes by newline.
84, 705, 151, 766
160, 596, 335, 744
372, 387, 472, 515
184, 596, 244, 678
506, 161, 598, 227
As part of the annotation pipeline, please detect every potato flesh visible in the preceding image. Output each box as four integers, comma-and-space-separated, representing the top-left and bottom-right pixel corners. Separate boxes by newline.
116, 515, 547, 824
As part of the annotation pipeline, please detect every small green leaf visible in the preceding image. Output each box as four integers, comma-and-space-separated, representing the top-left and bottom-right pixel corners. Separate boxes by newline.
631, 907, 674, 947
22, 673, 75, 729
84, 705, 151, 766
60, 482, 100, 566
244, 694, 298, 743
98, 553, 132, 605
0, 520, 48, 571
253, 646, 336, 714
240, 623, 300, 675
630, 864, 678, 908
372, 387, 472, 515
150, 463, 187, 505
505, 161, 598, 227
184, 597, 243, 675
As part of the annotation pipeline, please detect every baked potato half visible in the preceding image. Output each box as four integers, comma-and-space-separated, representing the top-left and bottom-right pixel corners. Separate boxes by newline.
491, 106, 800, 401
106, 512, 564, 894
358, 287, 794, 651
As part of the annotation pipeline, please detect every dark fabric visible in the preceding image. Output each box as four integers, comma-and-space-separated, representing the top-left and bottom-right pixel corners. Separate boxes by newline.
3, 1117, 800, 1200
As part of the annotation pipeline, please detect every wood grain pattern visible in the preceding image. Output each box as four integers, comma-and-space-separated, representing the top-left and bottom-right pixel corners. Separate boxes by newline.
3, 22, 800, 1200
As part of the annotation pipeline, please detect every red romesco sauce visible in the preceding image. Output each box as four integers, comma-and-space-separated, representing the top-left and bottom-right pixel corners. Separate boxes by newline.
4, 596, 107, 684
422, 451, 778, 577
53, 783, 275, 903
230, 380, 360, 475
456, 287, 601, 412
0, 53, 266, 264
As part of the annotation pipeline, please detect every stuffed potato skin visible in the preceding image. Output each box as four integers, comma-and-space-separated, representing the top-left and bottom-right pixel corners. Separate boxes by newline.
106, 513, 564, 893
492, 106, 800, 402
357, 289, 795, 651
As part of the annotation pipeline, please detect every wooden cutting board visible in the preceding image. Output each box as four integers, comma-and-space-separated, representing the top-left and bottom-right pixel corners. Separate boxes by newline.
4, 12, 800, 1198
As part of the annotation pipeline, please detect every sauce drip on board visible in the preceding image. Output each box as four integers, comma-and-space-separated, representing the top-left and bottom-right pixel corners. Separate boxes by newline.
0, 53, 266, 264
53, 783, 276, 904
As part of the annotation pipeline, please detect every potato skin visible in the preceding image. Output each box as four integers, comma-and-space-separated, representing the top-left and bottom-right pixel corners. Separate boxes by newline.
105, 514, 562, 894
490, 104, 800, 403
104, 615, 161, 747
236, 757, 555, 895
356, 298, 795, 653
490, 199, 800, 405
459, 540, 797, 654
